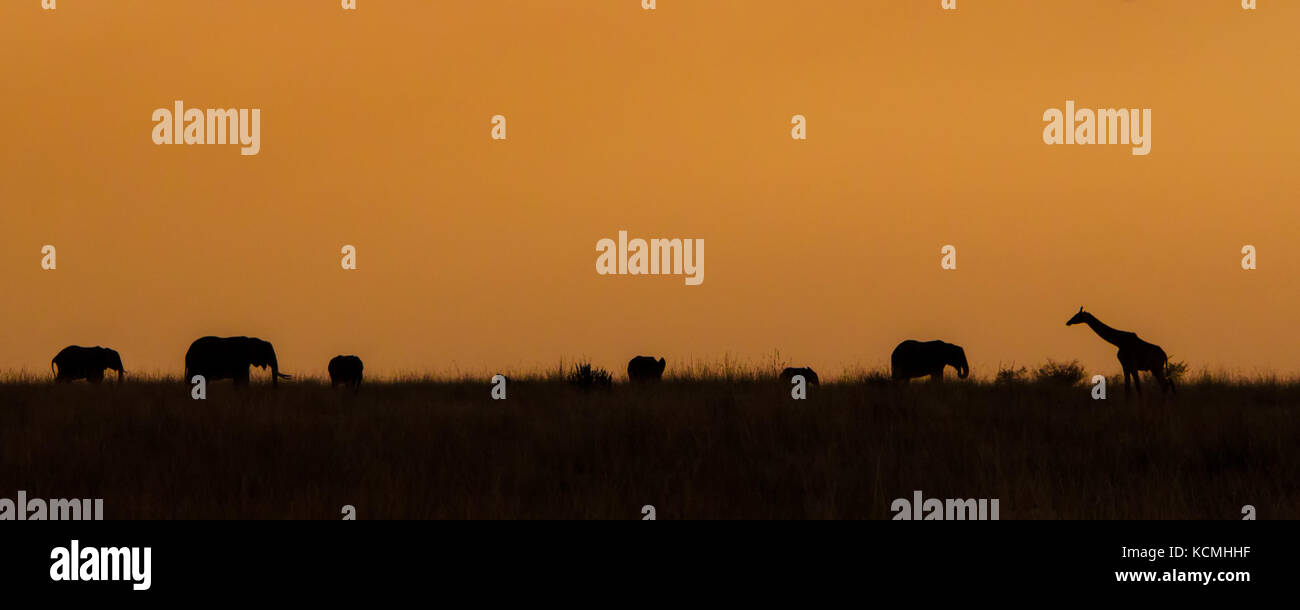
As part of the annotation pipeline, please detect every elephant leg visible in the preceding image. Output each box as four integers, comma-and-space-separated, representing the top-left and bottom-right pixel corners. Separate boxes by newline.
88, 369, 103, 384
1122, 370, 1131, 398
930, 370, 942, 383
1131, 370, 1142, 396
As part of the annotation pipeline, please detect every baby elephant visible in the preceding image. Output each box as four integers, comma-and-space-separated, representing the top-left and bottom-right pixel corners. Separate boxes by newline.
627, 356, 666, 383
779, 367, 820, 385
52, 346, 125, 383
891, 339, 968, 382
328, 355, 364, 389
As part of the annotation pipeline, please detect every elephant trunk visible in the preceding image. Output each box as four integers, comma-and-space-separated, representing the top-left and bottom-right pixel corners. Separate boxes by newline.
270, 355, 291, 387
109, 353, 125, 382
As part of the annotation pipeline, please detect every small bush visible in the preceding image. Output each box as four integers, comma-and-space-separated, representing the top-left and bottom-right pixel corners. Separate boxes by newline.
995, 364, 1029, 385
567, 363, 612, 391
1035, 359, 1086, 386
1165, 360, 1188, 383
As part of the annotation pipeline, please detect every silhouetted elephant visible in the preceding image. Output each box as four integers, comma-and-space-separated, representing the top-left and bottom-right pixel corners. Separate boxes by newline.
627, 356, 666, 383
891, 340, 969, 382
779, 367, 820, 385
328, 355, 364, 389
52, 346, 124, 383
184, 336, 290, 387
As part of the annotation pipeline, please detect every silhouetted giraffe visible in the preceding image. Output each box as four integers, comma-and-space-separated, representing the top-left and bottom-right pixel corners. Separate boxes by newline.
1066, 307, 1174, 396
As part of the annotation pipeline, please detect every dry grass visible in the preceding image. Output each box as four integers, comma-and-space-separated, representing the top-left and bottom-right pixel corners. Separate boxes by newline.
0, 371, 1296, 519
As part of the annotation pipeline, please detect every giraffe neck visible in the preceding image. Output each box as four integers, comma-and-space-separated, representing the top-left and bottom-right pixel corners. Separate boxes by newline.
1085, 317, 1130, 347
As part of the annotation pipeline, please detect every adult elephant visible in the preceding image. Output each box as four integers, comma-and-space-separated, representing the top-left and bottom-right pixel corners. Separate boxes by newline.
52, 346, 125, 383
184, 336, 291, 387
328, 355, 364, 389
891, 340, 968, 382
627, 356, 666, 383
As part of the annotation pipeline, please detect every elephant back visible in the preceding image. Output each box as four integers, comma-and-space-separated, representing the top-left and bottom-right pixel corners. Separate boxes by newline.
627, 356, 666, 382
779, 367, 819, 385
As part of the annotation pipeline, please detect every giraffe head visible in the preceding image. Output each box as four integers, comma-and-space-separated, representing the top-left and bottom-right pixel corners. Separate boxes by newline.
1066, 306, 1091, 326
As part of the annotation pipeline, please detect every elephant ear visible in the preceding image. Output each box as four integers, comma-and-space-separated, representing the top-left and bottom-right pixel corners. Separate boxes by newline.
249, 340, 270, 367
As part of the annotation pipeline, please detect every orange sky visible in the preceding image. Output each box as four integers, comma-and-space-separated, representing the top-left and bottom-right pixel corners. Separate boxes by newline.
2, 0, 1297, 380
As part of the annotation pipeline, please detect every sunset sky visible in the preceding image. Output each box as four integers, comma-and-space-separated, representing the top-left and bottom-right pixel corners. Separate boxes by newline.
2, 0, 1297, 380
